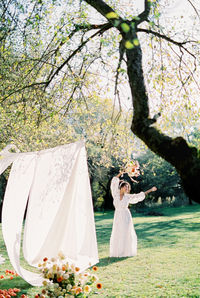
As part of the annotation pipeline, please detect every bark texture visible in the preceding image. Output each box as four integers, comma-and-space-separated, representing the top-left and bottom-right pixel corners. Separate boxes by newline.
84, 0, 200, 203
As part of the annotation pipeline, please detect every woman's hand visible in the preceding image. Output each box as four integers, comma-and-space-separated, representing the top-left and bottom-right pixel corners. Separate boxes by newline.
116, 171, 125, 178
151, 186, 157, 192
144, 186, 157, 196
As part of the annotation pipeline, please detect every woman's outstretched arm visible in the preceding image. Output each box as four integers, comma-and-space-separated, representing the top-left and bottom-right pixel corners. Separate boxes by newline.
144, 186, 157, 196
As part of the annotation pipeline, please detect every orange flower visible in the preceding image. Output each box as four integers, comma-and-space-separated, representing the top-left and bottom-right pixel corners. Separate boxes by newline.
92, 266, 98, 271
8, 289, 15, 296
57, 276, 63, 282
75, 287, 82, 295
10, 276, 14, 280
96, 283, 102, 289
62, 265, 66, 271
13, 289, 20, 293
75, 267, 80, 272
84, 273, 88, 276
0, 275, 4, 279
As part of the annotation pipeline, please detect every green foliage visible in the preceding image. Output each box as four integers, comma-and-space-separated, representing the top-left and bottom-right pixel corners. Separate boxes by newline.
120, 22, 130, 33
1, 0, 200, 206
136, 150, 186, 201
106, 12, 119, 19
124, 40, 133, 49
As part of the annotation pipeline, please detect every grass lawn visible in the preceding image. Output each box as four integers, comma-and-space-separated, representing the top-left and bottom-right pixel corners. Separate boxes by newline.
0, 204, 200, 297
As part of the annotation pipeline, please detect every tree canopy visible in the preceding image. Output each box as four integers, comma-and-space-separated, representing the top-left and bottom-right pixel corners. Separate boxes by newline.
0, 0, 200, 203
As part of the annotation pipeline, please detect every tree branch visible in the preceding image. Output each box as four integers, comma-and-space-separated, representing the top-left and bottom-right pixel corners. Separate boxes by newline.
1, 81, 49, 103
137, 27, 197, 58
187, 0, 200, 20
84, 0, 123, 28
114, 40, 125, 96
45, 23, 111, 88
137, 0, 152, 23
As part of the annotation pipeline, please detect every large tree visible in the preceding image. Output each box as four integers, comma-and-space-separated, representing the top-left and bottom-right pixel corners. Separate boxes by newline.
78, 0, 200, 203
1, 0, 200, 202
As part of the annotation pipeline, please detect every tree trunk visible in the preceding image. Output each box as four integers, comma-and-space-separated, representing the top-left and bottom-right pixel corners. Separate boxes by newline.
83, 0, 200, 204
125, 38, 200, 204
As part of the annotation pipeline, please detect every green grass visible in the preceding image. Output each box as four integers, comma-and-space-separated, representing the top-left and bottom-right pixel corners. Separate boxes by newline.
1, 204, 200, 297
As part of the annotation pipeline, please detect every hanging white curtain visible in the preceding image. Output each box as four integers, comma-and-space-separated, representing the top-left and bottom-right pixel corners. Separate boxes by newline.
0, 141, 98, 286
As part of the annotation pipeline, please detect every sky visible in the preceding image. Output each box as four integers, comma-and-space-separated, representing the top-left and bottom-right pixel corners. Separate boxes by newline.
133, 0, 200, 16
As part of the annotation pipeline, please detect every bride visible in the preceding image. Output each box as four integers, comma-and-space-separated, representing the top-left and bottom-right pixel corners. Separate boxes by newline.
110, 171, 157, 258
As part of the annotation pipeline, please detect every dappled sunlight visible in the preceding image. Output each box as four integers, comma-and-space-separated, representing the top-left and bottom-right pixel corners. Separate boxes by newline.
95, 205, 200, 249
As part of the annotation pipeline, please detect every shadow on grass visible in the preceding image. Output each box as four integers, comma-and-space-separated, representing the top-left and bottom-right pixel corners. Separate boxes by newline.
95, 211, 114, 222
136, 217, 200, 248
95, 208, 200, 249
97, 256, 130, 268
156, 204, 200, 217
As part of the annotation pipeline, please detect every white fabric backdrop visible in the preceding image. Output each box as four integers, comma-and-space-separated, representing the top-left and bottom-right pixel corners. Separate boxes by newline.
0, 141, 98, 286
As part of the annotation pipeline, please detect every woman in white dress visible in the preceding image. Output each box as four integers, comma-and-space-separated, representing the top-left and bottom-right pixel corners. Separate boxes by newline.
110, 172, 157, 257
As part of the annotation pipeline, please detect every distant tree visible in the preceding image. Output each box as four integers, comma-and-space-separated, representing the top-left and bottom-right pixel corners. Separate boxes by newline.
137, 150, 187, 201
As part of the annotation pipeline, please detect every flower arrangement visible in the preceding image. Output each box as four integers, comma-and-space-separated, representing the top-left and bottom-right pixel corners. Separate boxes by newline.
36, 252, 102, 297
123, 160, 140, 178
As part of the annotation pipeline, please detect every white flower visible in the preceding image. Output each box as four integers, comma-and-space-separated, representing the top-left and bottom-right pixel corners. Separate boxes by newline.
0, 255, 5, 265
67, 284, 72, 290
63, 273, 69, 279
84, 285, 91, 293
54, 283, 59, 288
58, 251, 65, 260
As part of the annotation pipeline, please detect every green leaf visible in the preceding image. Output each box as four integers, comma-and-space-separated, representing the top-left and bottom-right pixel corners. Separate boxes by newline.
121, 23, 130, 33
106, 12, 119, 19
132, 16, 140, 21
133, 38, 139, 46
125, 40, 134, 49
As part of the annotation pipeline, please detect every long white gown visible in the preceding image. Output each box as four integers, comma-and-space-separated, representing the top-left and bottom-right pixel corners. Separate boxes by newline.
110, 177, 145, 257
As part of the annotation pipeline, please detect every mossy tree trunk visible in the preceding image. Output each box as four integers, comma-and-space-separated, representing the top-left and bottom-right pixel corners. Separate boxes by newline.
84, 0, 200, 204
